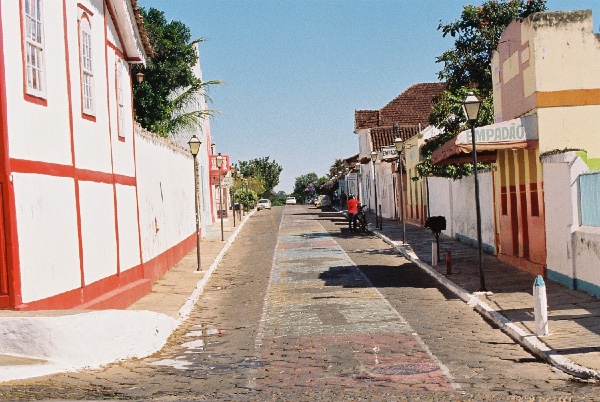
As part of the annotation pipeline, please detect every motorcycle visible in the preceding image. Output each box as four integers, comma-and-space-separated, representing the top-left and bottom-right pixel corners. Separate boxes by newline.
349, 204, 368, 233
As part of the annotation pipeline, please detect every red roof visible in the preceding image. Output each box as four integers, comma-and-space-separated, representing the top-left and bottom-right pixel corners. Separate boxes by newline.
354, 82, 446, 151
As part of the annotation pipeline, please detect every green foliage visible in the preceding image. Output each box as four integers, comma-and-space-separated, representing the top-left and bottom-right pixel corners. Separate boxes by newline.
238, 157, 283, 198
233, 188, 258, 210
271, 191, 288, 206
291, 173, 318, 202
132, 8, 220, 137
437, 0, 547, 93
420, 0, 547, 179
329, 159, 347, 178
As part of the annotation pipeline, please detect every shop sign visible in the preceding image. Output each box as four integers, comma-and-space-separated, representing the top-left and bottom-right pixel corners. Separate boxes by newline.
381, 146, 398, 159
457, 115, 538, 145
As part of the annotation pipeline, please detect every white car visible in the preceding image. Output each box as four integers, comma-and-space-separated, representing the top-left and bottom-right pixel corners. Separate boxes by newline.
285, 196, 297, 205
257, 199, 272, 210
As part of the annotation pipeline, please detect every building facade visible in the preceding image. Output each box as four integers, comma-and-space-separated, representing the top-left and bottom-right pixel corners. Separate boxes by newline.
0, 0, 202, 310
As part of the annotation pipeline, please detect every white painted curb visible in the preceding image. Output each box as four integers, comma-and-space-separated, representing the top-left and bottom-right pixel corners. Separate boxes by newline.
371, 226, 600, 381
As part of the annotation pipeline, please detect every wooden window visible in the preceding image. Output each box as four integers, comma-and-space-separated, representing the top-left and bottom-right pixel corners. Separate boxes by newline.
79, 16, 94, 116
24, 0, 45, 98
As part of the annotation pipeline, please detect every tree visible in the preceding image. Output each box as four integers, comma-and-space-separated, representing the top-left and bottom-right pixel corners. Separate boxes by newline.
132, 8, 220, 137
418, 0, 547, 179
238, 157, 283, 198
436, 0, 547, 94
329, 159, 347, 179
292, 173, 318, 201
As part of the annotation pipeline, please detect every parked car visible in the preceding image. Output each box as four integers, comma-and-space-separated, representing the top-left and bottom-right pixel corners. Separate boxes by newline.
314, 195, 324, 207
319, 195, 332, 209
285, 196, 297, 205
257, 199, 272, 210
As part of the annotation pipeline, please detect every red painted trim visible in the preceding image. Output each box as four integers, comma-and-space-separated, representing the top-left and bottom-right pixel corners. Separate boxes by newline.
143, 234, 196, 282
103, 2, 121, 276
14, 234, 195, 310
104, 1, 129, 60
77, 2, 94, 17
23, 94, 48, 106
126, 57, 142, 63
10, 159, 136, 187
0, 2, 21, 309
130, 83, 144, 267
62, 0, 85, 289
19, 0, 48, 106
107, 41, 125, 60
81, 113, 96, 122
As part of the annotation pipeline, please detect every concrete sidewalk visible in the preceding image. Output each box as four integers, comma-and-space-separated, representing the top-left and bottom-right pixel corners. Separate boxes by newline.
362, 212, 600, 380
0, 210, 254, 383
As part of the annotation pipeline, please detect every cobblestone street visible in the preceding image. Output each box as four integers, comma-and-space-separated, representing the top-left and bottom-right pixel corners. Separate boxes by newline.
0, 205, 599, 400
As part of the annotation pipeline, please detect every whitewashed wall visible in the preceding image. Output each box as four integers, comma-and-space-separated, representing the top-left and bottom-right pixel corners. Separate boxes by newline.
377, 162, 396, 219
14, 175, 81, 303
428, 177, 453, 236
2, 1, 72, 166
135, 128, 195, 262
428, 171, 495, 253
543, 152, 600, 298
170, 43, 213, 233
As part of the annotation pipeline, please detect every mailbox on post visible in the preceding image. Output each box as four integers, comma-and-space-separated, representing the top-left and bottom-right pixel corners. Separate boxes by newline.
425, 216, 446, 234
425, 216, 446, 264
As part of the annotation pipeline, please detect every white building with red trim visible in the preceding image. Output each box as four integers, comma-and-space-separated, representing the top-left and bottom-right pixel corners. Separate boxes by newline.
0, 0, 200, 310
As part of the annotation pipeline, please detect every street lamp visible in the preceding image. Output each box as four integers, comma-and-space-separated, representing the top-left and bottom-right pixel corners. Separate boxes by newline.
215, 153, 225, 241
370, 151, 379, 228
462, 92, 487, 292
231, 165, 237, 228
187, 134, 202, 271
244, 178, 249, 211
394, 136, 406, 244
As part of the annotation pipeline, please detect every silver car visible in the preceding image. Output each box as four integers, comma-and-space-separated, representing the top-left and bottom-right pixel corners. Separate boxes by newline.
257, 199, 272, 210
319, 195, 332, 208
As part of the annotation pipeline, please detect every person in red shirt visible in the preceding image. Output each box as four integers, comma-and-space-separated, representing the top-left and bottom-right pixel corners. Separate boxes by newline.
346, 194, 360, 232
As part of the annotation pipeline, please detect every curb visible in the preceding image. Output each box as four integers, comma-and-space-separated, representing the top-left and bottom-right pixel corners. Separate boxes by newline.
368, 224, 600, 381
177, 210, 255, 322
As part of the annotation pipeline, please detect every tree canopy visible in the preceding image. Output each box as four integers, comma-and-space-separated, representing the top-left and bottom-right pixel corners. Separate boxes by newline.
237, 157, 283, 199
436, 0, 548, 94
132, 8, 220, 137
418, 0, 547, 179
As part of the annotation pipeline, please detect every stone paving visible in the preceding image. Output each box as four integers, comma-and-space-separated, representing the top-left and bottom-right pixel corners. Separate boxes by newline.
254, 207, 457, 392
366, 212, 600, 377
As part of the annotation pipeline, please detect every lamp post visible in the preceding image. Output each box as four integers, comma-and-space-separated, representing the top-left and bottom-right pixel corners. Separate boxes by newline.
231, 165, 237, 228
188, 135, 202, 271
370, 151, 379, 228
215, 153, 225, 241
462, 92, 487, 292
394, 136, 406, 244
244, 178, 249, 213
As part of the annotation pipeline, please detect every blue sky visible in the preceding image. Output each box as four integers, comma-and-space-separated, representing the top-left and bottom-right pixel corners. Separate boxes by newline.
138, 0, 600, 193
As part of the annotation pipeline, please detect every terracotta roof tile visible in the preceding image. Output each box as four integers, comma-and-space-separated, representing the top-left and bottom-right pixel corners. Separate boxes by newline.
355, 110, 380, 130
355, 82, 446, 151
370, 125, 421, 152
130, 0, 154, 59
379, 82, 446, 127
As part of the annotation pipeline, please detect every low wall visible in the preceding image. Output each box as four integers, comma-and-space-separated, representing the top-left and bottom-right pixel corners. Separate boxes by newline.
428, 172, 495, 253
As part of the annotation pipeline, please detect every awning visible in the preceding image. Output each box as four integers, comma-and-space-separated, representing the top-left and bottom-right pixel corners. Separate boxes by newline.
431, 115, 539, 165
431, 137, 538, 165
